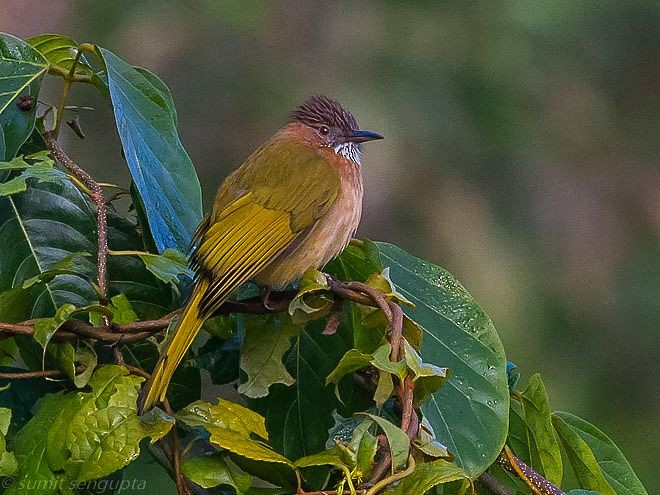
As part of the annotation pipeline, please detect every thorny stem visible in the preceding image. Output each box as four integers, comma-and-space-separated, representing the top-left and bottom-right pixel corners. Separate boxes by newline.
44, 131, 108, 305
498, 446, 564, 495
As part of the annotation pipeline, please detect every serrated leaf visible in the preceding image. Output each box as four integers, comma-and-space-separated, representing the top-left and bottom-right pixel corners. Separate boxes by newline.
208, 428, 293, 467
27, 34, 94, 77
9, 365, 162, 488
0, 33, 48, 161
553, 412, 647, 495
238, 315, 299, 398
378, 242, 508, 479
0, 162, 66, 197
182, 454, 252, 492
105, 293, 138, 324
96, 47, 202, 252
520, 374, 563, 485
388, 459, 467, 494
176, 399, 268, 439
360, 414, 409, 472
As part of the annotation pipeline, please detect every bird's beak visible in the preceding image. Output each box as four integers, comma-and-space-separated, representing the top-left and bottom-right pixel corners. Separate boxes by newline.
347, 129, 384, 143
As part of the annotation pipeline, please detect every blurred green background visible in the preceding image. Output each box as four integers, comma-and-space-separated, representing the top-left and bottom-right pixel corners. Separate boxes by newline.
5, 0, 659, 491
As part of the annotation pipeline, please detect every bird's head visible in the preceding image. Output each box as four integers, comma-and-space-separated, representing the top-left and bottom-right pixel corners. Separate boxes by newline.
289, 95, 383, 164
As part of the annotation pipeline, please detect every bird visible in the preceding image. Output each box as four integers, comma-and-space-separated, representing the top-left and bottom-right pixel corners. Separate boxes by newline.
138, 95, 383, 412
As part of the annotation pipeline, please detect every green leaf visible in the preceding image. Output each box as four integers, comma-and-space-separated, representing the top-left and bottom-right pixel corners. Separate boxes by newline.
324, 239, 383, 282
378, 242, 509, 478
403, 339, 450, 405
388, 459, 467, 494
27, 34, 94, 77
360, 414, 409, 472
104, 293, 138, 324
295, 447, 348, 469
0, 407, 17, 477
176, 399, 268, 439
414, 415, 450, 459
0, 179, 175, 320
238, 315, 299, 398
182, 454, 252, 492
8, 366, 159, 492
21, 251, 93, 288
365, 267, 415, 308
0, 160, 67, 198
96, 47, 202, 252
250, 319, 350, 462
325, 348, 373, 385
48, 341, 97, 388
0, 287, 38, 323
348, 419, 378, 479
553, 412, 647, 495
33, 303, 77, 348
520, 374, 563, 485
129, 248, 191, 285
288, 269, 333, 324
567, 491, 603, 495
374, 370, 394, 407
0, 33, 48, 161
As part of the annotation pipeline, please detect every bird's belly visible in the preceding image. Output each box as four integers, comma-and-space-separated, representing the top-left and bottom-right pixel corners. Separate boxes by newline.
255, 182, 362, 288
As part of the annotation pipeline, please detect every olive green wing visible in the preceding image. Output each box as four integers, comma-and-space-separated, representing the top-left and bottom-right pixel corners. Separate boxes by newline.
190, 138, 340, 315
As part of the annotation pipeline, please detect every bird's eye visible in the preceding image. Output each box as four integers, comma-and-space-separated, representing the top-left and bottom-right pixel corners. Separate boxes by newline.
319, 125, 330, 136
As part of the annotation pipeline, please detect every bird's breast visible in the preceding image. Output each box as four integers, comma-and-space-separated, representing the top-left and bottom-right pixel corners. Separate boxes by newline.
255, 160, 363, 287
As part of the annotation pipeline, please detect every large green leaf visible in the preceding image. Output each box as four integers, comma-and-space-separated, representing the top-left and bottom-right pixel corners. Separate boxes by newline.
0, 179, 175, 320
0, 33, 47, 161
553, 412, 647, 495
96, 47, 202, 253
250, 319, 350, 461
377, 242, 508, 479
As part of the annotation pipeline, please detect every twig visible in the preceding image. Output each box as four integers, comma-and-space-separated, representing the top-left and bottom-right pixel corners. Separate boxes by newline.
322, 298, 343, 335
476, 472, 514, 495
44, 131, 109, 305
0, 366, 84, 380
498, 446, 564, 495
364, 455, 416, 495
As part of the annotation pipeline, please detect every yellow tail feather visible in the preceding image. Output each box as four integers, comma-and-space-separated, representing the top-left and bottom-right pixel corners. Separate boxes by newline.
138, 279, 209, 412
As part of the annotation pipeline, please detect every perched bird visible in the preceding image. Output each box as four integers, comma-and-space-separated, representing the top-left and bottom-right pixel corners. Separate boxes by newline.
139, 95, 383, 411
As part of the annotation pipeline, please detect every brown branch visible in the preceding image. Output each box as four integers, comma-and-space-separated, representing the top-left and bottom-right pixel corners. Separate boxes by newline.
0, 366, 84, 380
476, 472, 514, 495
44, 131, 108, 305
